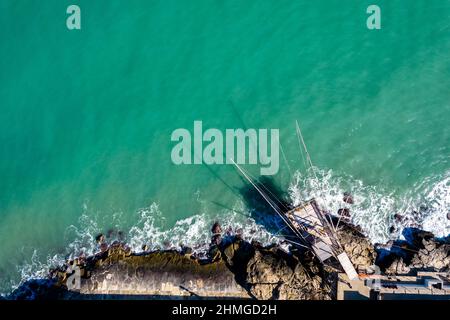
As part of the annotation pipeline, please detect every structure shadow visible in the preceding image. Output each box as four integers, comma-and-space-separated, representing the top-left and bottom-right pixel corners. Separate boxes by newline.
375, 227, 436, 272
237, 175, 294, 237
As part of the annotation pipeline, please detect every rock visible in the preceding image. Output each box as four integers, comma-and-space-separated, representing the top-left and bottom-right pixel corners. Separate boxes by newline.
211, 222, 222, 234
223, 242, 239, 266
208, 245, 221, 261
222, 239, 254, 269
211, 234, 222, 246
343, 192, 354, 204
71, 246, 248, 298
246, 250, 293, 285
335, 220, 376, 270
245, 250, 290, 299
408, 229, 435, 249
8, 219, 448, 301
100, 243, 108, 252
337, 208, 350, 218
95, 234, 105, 244
8, 279, 64, 300
225, 226, 233, 236
250, 284, 277, 300
423, 239, 436, 252
244, 248, 331, 300
378, 230, 450, 273
447, 211, 450, 221
385, 257, 411, 275
181, 246, 193, 255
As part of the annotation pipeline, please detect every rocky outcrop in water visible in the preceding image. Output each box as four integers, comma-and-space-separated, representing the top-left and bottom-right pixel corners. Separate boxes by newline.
11, 243, 250, 300
7, 221, 450, 300
246, 247, 331, 300
335, 219, 377, 270
377, 229, 450, 275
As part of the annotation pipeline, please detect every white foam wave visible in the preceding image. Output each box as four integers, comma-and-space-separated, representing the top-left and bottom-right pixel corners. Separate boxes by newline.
128, 201, 278, 254
418, 174, 450, 237
287, 168, 450, 243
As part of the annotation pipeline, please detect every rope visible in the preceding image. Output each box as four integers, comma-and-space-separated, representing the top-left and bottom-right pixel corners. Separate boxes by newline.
230, 159, 309, 245
280, 142, 293, 177
295, 120, 309, 171
295, 119, 315, 177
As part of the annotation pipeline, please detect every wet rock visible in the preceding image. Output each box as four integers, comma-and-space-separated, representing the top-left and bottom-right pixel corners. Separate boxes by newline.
337, 208, 350, 218
95, 234, 105, 244
343, 192, 354, 204
181, 246, 193, 256
379, 230, 450, 274
408, 229, 434, 249
8, 279, 64, 300
225, 226, 233, 236
100, 243, 108, 252
65, 245, 247, 298
211, 234, 222, 246
211, 222, 222, 234
208, 245, 221, 262
235, 228, 244, 240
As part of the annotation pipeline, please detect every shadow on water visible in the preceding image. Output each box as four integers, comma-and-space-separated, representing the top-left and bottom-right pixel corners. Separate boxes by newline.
237, 175, 295, 238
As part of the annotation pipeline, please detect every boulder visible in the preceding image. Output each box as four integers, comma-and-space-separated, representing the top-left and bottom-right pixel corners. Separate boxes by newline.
244, 248, 331, 300
337, 208, 351, 218
336, 221, 376, 269
211, 222, 222, 234
343, 193, 354, 204
378, 231, 450, 273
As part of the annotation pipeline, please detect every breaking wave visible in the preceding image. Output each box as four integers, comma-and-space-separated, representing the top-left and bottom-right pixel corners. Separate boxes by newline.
128, 202, 278, 255
7, 168, 450, 296
288, 168, 450, 243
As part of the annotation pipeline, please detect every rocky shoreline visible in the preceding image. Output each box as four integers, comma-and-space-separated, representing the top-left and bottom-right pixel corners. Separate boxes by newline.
7, 219, 450, 300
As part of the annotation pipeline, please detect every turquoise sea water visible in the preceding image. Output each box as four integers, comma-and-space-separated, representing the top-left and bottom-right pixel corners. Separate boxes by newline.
0, 1, 449, 293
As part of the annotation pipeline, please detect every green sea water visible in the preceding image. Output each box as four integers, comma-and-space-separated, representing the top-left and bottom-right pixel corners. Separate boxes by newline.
0, 0, 449, 293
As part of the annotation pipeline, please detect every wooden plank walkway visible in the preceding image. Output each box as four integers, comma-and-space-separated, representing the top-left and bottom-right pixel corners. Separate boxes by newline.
283, 199, 358, 279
